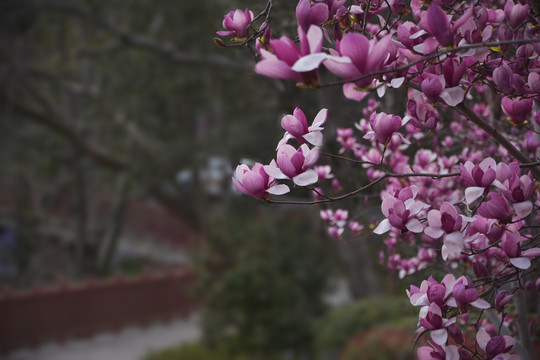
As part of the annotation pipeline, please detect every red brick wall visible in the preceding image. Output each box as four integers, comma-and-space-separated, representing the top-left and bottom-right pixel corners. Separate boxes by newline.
0, 269, 197, 353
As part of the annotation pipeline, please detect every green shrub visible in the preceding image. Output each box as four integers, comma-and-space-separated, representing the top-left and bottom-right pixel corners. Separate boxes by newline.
195, 208, 337, 357
314, 296, 417, 358
340, 322, 418, 360
144, 341, 249, 360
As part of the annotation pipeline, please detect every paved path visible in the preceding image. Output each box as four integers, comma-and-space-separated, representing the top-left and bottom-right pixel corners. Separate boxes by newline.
3, 315, 200, 360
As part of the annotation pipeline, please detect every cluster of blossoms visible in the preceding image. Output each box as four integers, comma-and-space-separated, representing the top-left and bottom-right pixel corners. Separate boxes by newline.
219, 0, 540, 358
233, 107, 327, 199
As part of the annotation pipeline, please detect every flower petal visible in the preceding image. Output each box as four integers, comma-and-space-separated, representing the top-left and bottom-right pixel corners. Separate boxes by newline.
510, 257, 531, 269
465, 186, 485, 204
264, 163, 288, 179
267, 183, 290, 195
292, 53, 329, 72
293, 169, 319, 186
513, 201, 533, 219
471, 299, 491, 309
440, 86, 465, 107
303, 131, 323, 146
310, 108, 328, 128
374, 218, 391, 234
406, 218, 424, 233
431, 328, 448, 346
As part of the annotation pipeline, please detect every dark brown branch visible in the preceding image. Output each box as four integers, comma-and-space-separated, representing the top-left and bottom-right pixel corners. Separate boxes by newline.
454, 103, 540, 181
267, 171, 460, 205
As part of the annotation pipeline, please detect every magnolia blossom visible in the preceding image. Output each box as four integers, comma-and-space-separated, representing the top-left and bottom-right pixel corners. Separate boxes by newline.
314, 165, 334, 182
495, 290, 514, 312
217, 9, 254, 38
417, 341, 459, 360
421, 4, 454, 47
477, 192, 513, 223
421, 76, 445, 103
424, 202, 474, 260
501, 97, 534, 125
364, 112, 408, 145
406, 95, 440, 130
256, 25, 327, 85
493, 64, 515, 94
277, 108, 327, 148
494, 171, 535, 218
504, 0, 530, 27
264, 144, 319, 186
348, 220, 364, 234
476, 329, 519, 360
374, 186, 428, 234
500, 231, 540, 269
460, 158, 497, 203
232, 162, 289, 199
418, 302, 456, 345
323, 32, 396, 97
451, 277, 490, 310
295, 0, 329, 33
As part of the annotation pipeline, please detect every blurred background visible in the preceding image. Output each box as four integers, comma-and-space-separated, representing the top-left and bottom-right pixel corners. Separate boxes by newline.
0, 0, 422, 359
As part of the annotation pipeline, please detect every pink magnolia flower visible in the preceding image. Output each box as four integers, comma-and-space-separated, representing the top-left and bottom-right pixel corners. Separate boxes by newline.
418, 303, 455, 345
256, 25, 326, 85
528, 72, 540, 94
328, 226, 343, 239
476, 329, 519, 360
500, 231, 540, 269
349, 220, 364, 234
364, 112, 407, 145
217, 9, 254, 38
495, 290, 514, 312
397, 22, 426, 51
493, 171, 535, 218
324, 32, 396, 88
417, 341, 459, 360
451, 277, 490, 310
264, 144, 319, 186
492, 64, 515, 94
332, 209, 348, 227
467, 215, 504, 244
425, 202, 463, 238
442, 58, 467, 88
296, 0, 329, 33
422, 4, 454, 47
477, 192, 513, 223
406, 96, 440, 130
501, 97, 534, 125
232, 162, 289, 200
407, 274, 456, 308
314, 165, 334, 182
421, 75, 445, 103
460, 158, 497, 204
277, 108, 327, 148
504, 0, 530, 27
320, 209, 333, 223
374, 186, 428, 234
425, 202, 474, 260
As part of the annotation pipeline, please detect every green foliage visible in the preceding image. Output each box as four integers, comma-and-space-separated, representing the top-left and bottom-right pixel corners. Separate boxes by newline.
340, 322, 418, 360
195, 207, 337, 358
144, 341, 249, 360
313, 296, 418, 357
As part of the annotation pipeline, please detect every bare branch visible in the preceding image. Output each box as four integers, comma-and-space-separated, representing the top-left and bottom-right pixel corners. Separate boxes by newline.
454, 103, 540, 181
267, 171, 460, 205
